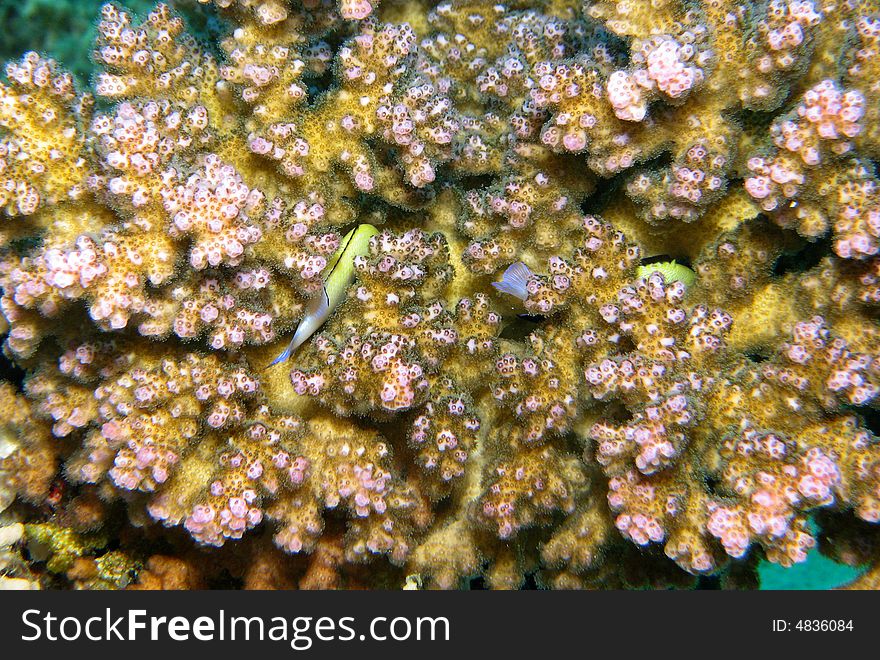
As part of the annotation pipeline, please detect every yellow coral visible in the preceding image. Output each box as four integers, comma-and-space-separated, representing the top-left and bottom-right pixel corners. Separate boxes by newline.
0, 0, 878, 591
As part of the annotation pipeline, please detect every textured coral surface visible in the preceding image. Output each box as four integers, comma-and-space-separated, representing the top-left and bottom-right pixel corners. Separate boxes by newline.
1, 0, 879, 590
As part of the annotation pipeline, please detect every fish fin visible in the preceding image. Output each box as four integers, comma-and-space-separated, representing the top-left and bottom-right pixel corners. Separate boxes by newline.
266, 288, 332, 368
267, 341, 295, 367
492, 261, 534, 301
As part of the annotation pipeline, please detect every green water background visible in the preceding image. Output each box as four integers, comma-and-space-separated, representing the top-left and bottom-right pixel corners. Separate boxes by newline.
759, 548, 862, 589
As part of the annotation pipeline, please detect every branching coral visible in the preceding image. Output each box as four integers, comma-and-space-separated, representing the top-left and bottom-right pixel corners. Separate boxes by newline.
0, 0, 878, 590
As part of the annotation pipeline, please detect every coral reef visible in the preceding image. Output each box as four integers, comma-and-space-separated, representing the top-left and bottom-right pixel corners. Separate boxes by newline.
0, 0, 878, 590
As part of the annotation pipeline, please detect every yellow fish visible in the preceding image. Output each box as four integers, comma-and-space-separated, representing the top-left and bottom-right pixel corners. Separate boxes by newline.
635, 260, 696, 288
270, 223, 379, 366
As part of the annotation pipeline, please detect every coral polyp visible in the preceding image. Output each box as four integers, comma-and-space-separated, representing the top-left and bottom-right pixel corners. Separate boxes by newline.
0, 0, 878, 590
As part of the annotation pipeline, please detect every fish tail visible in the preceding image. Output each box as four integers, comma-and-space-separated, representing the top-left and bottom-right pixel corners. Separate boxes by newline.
267, 340, 295, 368
492, 261, 534, 301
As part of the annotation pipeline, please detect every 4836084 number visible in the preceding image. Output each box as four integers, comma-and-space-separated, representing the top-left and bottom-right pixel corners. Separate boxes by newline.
795, 620, 853, 632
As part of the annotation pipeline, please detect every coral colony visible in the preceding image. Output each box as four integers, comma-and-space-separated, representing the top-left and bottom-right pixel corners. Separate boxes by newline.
0, 0, 879, 590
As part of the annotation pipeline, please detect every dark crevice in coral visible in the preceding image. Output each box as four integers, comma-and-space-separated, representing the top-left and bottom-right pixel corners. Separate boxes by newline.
499, 315, 545, 342
704, 474, 723, 497
616, 334, 637, 355
8, 234, 42, 255
205, 567, 244, 590
639, 150, 675, 170
640, 253, 693, 269
450, 173, 496, 192
744, 350, 770, 364
813, 509, 880, 567
561, 430, 587, 458
467, 569, 539, 590
695, 574, 721, 590
302, 28, 353, 106
848, 406, 880, 437
468, 574, 486, 589
730, 107, 780, 136
593, 400, 632, 426
306, 67, 337, 106
579, 176, 621, 215
0, 347, 27, 392
522, 571, 539, 589
771, 234, 833, 277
